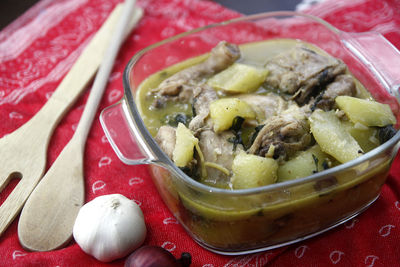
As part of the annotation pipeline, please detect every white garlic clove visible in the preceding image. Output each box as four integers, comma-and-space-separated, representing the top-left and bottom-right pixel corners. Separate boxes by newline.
73, 194, 147, 262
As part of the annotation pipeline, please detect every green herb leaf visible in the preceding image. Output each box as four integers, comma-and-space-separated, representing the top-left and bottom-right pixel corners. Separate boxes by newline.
312, 154, 319, 174
228, 133, 243, 151
164, 113, 191, 127
230, 116, 245, 132
378, 125, 397, 144
322, 160, 329, 170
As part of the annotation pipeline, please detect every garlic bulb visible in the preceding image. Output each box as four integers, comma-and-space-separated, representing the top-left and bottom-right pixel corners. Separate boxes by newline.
73, 194, 146, 262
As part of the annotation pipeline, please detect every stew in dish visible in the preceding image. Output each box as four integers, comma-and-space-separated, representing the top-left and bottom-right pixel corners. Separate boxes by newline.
137, 39, 397, 190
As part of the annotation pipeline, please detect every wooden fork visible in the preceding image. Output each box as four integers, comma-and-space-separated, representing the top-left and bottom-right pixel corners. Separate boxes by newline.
0, 3, 134, 236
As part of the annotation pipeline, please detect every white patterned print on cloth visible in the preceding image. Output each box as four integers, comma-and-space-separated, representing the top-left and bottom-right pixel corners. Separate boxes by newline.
98, 156, 112, 167
163, 217, 179, 225
223, 252, 272, 267
129, 177, 144, 186
107, 88, 122, 103
92, 180, 106, 194
162, 241, 176, 252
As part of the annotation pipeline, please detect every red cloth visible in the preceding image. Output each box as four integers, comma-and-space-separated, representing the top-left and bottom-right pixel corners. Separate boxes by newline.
0, 0, 399, 266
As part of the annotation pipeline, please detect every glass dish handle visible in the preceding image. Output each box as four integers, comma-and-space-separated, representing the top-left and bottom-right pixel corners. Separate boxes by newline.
100, 99, 156, 165
341, 32, 400, 99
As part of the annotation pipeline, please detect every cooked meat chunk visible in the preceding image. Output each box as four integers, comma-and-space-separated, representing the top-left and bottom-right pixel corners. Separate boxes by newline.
249, 106, 312, 161
155, 125, 176, 160
152, 41, 240, 107
238, 93, 289, 124
198, 130, 242, 184
311, 74, 356, 111
188, 84, 218, 133
264, 46, 346, 105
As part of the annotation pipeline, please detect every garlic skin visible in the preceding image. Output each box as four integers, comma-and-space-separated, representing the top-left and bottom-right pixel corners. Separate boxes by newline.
73, 194, 146, 262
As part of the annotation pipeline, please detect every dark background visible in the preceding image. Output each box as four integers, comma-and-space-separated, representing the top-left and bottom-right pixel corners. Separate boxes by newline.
214, 0, 302, 14
0, 0, 39, 30
0, 0, 303, 30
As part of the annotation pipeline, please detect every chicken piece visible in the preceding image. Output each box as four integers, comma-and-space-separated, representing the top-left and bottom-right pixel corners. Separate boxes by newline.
238, 93, 289, 124
152, 41, 240, 108
155, 125, 176, 160
248, 105, 312, 161
188, 84, 218, 133
264, 46, 346, 105
198, 130, 242, 184
311, 74, 356, 111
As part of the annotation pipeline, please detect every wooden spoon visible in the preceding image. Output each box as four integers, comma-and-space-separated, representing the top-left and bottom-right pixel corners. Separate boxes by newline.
18, 0, 142, 251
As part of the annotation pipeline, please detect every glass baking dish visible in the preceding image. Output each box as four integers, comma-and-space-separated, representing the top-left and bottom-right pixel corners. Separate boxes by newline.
100, 12, 400, 255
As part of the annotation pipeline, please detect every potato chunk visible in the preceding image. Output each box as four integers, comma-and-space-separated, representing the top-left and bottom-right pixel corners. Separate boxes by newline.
309, 109, 362, 163
207, 63, 268, 93
209, 98, 256, 132
231, 151, 278, 189
335, 96, 396, 127
342, 121, 379, 152
278, 145, 332, 182
173, 123, 198, 167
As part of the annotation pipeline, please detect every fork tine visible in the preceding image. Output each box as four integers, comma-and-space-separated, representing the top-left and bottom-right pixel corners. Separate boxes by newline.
0, 176, 40, 235
0, 176, 11, 193
0, 163, 15, 192
0, 170, 21, 192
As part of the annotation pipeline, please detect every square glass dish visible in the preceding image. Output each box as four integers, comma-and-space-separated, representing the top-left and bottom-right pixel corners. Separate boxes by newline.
100, 12, 400, 255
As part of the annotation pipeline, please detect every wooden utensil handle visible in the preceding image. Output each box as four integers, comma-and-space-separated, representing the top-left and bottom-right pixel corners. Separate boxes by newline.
27, 4, 142, 133
74, 0, 138, 146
